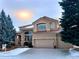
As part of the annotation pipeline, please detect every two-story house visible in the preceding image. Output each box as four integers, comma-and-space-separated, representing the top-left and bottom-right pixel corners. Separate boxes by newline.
15, 16, 73, 49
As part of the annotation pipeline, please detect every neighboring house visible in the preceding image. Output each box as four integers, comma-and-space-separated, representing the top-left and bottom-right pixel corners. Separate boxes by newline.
15, 16, 73, 49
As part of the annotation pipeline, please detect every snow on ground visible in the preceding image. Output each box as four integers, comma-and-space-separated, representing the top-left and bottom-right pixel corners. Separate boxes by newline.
0, 48, 79, 59
69, 48, 79, 56
0, 48, 30, 56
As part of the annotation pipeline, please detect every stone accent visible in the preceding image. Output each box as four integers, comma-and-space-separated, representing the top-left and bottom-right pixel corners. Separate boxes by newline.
20, 32, 25, 47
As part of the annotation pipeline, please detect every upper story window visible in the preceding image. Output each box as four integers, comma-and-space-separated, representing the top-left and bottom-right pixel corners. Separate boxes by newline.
50, 22, 56, 30
37, 23, 46, 31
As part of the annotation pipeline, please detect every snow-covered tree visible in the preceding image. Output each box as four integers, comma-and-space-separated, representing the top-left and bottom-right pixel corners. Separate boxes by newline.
59, 0, 79, 46
0, 10, 16, 45
7, 15, 16, 42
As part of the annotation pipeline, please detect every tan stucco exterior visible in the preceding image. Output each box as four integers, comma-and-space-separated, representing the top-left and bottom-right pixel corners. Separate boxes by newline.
32, 32, 57, 48
16, 16, 73, 49
32, 16, 59, 32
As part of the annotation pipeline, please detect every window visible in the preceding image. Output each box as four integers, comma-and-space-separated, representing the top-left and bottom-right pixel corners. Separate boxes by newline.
25, 31, 32, 36
50, 22, 56, 30
37, 23, 46, 31
25, 32, 29, 34
25, 31, 32, 42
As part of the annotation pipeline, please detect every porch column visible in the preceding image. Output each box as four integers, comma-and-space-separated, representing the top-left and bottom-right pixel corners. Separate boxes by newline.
21, 32, 25, 47
15, 35, 19, 46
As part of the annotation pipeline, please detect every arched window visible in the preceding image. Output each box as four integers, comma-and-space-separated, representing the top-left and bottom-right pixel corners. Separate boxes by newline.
37, 23, 46, 31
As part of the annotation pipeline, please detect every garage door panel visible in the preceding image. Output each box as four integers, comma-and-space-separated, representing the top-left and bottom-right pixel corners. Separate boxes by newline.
34, 39, 54, 48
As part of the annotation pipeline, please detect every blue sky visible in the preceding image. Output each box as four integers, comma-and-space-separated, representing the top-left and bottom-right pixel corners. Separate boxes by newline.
0, 0, 62, 31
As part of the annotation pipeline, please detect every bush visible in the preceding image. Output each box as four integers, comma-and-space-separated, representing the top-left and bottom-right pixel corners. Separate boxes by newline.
6, 43, 12, 48
11, 42, 15, 46
28, 42, 33, 48
24, 42, 29, 46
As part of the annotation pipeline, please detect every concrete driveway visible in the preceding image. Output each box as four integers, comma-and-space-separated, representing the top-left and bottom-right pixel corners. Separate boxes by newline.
0, 48, 79, 59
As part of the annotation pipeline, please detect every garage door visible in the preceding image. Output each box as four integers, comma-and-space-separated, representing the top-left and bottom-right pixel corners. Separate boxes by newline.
34, 39, 54, 48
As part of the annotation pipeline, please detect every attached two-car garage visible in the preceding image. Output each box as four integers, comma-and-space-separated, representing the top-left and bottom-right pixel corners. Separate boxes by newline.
32, 31, 73, 48
33, 39, 55, 48
32, 32, 57, 48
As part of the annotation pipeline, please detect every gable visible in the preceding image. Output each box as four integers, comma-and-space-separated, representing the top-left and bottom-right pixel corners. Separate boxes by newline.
32, 16, 58, 25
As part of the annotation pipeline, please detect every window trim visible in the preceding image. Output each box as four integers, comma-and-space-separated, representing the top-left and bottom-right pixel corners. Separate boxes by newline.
37, 23, 46, 32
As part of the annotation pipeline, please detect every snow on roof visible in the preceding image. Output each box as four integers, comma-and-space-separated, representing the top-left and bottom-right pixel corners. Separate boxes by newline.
25, 25, 33, 29
19, 24, 34, 29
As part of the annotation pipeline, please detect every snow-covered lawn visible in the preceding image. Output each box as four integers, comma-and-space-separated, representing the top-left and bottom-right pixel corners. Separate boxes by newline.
69, 46, 79, 56
0, 48, 30, 56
